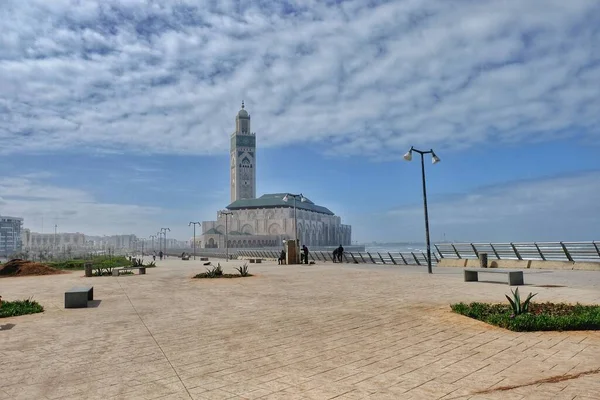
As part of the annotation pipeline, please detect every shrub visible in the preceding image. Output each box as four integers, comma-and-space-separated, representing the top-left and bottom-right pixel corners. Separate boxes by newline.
0, 298, 44, 318
505, 287, 537, 315
235, 263, 251, 277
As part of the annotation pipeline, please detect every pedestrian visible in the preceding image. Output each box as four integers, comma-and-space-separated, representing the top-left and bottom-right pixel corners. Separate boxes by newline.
337, 245, 344, 262
159, 250, 163, 260
332, 248, 338, 263
279, 249, 286, 265
302, 245, 309, 264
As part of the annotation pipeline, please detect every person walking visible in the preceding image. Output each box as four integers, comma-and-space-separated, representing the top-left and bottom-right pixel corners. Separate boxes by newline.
337, 245, 344, 263
278, 249, 286, 265
302, 245, 309, 264
159, 250, 163, 260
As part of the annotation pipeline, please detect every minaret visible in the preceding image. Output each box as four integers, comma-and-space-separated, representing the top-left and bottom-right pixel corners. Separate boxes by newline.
230, 101, 256, 202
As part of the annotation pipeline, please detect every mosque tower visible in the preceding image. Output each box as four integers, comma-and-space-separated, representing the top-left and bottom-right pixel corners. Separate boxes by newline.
230, 101, 256, 202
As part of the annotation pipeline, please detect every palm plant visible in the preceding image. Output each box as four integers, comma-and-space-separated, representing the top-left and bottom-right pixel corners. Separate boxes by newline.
505, 287, 537, 315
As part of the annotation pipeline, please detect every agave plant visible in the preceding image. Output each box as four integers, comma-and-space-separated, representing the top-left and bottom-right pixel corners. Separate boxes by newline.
214, 263, 223, 276
505, 287, 537, 315
235, 263, 250, 277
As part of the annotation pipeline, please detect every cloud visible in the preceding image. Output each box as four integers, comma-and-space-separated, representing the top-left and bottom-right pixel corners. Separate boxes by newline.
0, 175, 163, 236
380, 170, 600, 242
1, 0, 599, 157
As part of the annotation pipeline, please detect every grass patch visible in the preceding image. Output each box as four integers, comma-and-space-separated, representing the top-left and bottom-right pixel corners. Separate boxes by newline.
0, 298, 44, 318
451, 302, 600, 331
49, 256, 130, 270
193, 273, 252, 279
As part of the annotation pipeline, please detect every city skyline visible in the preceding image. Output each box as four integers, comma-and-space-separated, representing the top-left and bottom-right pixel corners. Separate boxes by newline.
1, 1, 599, 243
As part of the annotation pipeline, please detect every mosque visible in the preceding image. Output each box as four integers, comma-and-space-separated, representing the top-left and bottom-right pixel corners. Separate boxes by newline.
198, 102, 352, 249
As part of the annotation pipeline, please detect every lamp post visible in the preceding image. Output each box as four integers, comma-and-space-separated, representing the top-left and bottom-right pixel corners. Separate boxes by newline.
160, 228, 170, 256
282, 193, 306, 263
156, 231, 162, 254
54, 224, 58, 256
218, 211, 233, 261
188, 222, 201, 260
403, 147, 440, 274
149, 235, 156, 253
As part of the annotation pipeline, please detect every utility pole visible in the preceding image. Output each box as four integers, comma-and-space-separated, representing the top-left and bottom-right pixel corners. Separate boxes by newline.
188, 222, 201, 260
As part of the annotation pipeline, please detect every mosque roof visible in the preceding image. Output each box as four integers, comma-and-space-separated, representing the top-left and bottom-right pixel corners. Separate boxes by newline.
226, 193, 335, 215
204, 228, 222, 235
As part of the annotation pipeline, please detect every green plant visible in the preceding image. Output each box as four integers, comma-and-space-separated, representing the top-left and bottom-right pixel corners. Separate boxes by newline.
0, 297, 44, 318
235, 263, 250, 277
450, 302, 600, 332
505, 287, 537, 315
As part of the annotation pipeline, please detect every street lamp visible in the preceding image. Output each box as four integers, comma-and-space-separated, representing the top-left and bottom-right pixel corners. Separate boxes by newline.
160, 228, 170, 256
188, 222, 201, 260
156, 231, 162, 254
403, 146, 440, 274
149, 235, 156, 253
282, 193, 306, 263
218, 211, 233, 261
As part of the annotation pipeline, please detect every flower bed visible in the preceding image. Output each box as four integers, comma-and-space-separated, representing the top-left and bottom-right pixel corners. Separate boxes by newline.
451, 302, 600, 332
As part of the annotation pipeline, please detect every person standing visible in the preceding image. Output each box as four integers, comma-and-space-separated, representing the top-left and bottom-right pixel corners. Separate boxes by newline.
332, 248, 338, 263
337, 245, 344, 263
159, 250, 163, 260
279, 249, 286, 265
302, 245, 309, 264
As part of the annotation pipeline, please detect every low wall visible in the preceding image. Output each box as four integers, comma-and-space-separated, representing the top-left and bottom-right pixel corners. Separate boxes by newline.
437, 258, 600, 271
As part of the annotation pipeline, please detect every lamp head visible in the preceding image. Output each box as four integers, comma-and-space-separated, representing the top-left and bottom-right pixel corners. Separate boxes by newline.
282, 194, 289, 202
300, 194, 306, 202
432, 152, 441, 164
403, 149, 413, 161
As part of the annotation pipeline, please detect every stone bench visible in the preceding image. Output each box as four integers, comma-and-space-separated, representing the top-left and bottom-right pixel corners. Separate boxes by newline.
249, 258, 262, 263
112, 267, 146, 276
200, 257, 209, 261
65, 286, 94, 308
464, 268, 524, 285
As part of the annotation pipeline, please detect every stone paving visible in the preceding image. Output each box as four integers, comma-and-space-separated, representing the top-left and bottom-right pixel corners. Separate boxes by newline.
0, 259, 599, 400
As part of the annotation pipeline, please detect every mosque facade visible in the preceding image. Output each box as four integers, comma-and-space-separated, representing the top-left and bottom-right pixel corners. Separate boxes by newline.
198, 103, 351, 249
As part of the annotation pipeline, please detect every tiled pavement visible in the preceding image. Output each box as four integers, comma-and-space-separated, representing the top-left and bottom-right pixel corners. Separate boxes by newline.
0, 259, 599, 400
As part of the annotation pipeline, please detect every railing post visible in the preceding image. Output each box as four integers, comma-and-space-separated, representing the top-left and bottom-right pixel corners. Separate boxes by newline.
358, 252, 366, 263
560, 242, 574, 262
343, 252, 350, 263
451, 244, 461, 259
534, 243, 546, 261
411, 252, 421, 265
398, 253, 408, 265
594, 242, 600, 258
378, 253, 386, 264
470, 243, 479, 258
434, 244, 443, 258
320, 251, 328, 261
366, 252, 376, 263
510, 243, 522, 260
388, 252, 397, 265
350, 252, 358, 263
432, 252, 439, 262
489, 243, 500, 259
313, 252, 321, 261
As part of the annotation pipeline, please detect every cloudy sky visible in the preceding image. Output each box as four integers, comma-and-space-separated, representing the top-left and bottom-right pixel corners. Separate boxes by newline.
1, 0, 599, 243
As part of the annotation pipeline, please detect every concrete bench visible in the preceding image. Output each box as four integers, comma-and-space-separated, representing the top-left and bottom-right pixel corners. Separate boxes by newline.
248, 258, 262, 263
200, 257, 209, 261
112, 267, 146, 276
464, 268, 524, 285
65, 286, 93, 308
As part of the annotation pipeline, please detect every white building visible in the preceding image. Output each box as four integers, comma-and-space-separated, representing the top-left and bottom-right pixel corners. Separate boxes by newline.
23, 231, 86, 251
0, 215, 24, 257
199, 103, 351, 249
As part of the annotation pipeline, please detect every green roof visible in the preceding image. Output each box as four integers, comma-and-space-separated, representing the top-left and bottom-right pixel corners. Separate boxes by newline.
228, 231, 252, 236
227, 193, 334, 215
204, 228, 222, 235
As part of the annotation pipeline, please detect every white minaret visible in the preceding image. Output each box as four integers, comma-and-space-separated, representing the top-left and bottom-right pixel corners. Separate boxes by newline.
230, 101, 256, 202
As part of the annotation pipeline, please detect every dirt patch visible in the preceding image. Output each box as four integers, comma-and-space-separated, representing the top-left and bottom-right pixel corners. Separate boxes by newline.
0, 259, 65, 277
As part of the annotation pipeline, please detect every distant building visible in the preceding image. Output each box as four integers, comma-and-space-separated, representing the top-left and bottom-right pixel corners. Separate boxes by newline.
0, 215, 24, 257
199, 103, 351, 249
23, 231, 86, 251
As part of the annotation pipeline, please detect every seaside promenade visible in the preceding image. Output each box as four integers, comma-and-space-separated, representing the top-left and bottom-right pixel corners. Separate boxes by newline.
1, 259, 599, 399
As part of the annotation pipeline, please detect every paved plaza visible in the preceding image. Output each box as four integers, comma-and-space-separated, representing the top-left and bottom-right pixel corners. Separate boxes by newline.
1, 259, 599, 400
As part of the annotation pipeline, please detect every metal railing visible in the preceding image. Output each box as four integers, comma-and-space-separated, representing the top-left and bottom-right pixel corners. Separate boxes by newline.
435, 241, 600, 263
236, 249, 437, 266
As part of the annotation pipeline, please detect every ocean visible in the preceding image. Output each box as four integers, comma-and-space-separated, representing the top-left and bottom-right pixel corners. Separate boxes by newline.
364, 243, 428, 254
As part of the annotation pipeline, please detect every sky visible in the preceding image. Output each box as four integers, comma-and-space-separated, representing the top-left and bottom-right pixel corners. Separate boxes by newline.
1, 0, 599, 244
